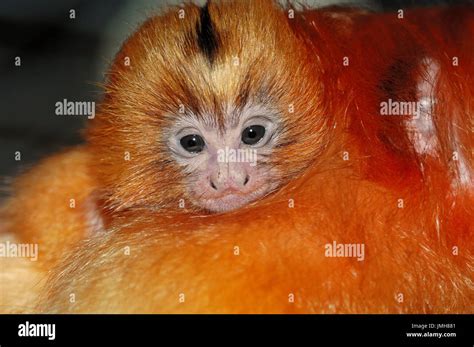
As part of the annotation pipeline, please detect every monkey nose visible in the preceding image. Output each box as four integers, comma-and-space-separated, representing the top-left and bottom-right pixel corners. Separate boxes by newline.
209, 173, 250, 192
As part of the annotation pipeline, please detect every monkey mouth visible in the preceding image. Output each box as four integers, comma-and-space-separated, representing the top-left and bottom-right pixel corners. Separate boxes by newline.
195, 183, 273, 213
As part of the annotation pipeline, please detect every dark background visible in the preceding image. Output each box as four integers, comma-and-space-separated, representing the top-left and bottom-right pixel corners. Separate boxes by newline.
0, 0, 469, 196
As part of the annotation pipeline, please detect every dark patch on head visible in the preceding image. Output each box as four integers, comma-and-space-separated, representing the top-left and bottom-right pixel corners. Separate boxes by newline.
177, 79, 202, 116
235, 76, 251, 111
376, 56, 424, 156
196, 2, 220, 65
378, 58, 416, 99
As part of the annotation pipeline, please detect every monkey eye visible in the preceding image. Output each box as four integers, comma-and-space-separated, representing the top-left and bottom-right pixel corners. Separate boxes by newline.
180, 134, 205, 153
241, 125, 266, 145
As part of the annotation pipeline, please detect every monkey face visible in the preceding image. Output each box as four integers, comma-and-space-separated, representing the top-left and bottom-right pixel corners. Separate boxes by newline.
87, 1, 329, 213
166, 104, 281, 212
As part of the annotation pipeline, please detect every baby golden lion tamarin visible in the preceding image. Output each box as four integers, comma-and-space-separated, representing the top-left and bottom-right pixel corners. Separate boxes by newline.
2, 1, 327, 266
1, 0, 473, 313
87, 0, 328, 215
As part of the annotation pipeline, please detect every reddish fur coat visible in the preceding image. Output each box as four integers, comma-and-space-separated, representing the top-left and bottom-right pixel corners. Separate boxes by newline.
0, 0, 472, 313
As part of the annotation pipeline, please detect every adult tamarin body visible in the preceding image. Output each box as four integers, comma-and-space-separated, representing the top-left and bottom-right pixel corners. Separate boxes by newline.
0, 1, 472, 313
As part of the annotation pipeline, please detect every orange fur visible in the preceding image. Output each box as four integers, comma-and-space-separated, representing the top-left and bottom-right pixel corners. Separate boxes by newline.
0, 0, 472, 313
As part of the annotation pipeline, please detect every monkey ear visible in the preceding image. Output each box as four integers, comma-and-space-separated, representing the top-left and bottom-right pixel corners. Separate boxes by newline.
196, 0, 220, 65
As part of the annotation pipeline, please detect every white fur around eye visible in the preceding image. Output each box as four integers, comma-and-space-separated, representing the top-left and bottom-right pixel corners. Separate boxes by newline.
165, 102, 282, 165
170, 135, 205, 160
165, 115, 206, 159
241, 116, 278, 148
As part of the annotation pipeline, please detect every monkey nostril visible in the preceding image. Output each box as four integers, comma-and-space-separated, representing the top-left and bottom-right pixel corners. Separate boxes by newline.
243, 175, 250, 186
210, 180, 218, 190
